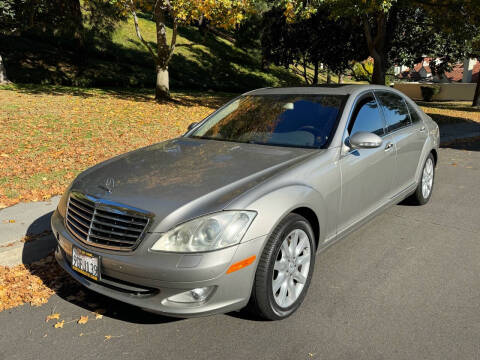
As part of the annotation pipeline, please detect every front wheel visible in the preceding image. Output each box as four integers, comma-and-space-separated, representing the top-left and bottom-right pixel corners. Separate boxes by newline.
409, 153, 435, 205
248, 213, 316, 320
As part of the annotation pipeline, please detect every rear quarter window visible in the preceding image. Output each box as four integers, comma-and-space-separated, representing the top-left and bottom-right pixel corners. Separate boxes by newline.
376, 91, 411, 132
406, 102, 422, 123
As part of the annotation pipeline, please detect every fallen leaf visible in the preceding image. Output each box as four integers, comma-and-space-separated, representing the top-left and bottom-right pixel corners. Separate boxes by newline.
54, 320, 65, 328
46, 313, 60, 322
104, 335, 122, 341
78, 316, 89, 324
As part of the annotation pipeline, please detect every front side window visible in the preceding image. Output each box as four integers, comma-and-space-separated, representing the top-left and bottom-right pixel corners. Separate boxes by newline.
188, 94, 347, 149
376, 91, 411, 132
348, 95, 385, 136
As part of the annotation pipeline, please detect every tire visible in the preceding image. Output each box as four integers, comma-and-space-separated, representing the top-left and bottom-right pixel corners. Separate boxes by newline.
409, 153, 435, 205
248, 213, 316, 320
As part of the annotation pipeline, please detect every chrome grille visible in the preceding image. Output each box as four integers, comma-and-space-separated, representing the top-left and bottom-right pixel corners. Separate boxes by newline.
65, 192, 151, 251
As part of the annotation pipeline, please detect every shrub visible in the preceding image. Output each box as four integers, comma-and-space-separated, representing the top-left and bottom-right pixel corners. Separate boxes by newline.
420, 85, 440, 102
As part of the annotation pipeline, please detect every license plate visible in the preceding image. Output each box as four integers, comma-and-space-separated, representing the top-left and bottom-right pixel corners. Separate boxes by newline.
72, 247, 99, 281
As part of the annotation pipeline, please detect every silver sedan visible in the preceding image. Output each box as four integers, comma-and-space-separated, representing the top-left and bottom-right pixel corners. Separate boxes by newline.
51, 85, 440, 320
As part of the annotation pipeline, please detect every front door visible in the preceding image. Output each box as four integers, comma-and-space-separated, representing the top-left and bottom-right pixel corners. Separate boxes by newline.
338, 92, 396, 233
375, 91, 427, 192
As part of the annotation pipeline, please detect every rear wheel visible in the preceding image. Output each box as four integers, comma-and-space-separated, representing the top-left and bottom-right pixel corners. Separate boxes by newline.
409, 153, 435, 205
249, 213, 316, 320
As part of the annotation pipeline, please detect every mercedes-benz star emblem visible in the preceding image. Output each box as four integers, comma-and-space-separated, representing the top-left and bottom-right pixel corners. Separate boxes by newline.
102, 177, 115, 193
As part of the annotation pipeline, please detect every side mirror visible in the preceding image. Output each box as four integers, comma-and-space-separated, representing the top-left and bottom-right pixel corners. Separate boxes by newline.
188, 122, 198, 131
349, 131, 383, 149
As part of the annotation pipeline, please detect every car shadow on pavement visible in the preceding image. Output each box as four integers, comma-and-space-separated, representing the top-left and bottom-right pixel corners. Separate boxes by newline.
441, 136, 480, 152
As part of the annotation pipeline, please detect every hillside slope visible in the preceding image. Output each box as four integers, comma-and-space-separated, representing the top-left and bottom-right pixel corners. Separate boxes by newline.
0, 16, 304, 92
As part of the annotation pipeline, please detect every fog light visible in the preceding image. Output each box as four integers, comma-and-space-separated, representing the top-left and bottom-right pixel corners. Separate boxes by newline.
167, 286, 215, 304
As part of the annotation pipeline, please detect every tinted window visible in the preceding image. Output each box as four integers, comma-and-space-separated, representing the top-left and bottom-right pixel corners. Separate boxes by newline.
190, 94, 346, 148
376, 91, 411, 132
348, 96, 385, 136
406, 102, 422, 123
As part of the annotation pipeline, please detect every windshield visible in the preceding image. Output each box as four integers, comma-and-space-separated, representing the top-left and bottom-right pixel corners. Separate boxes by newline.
188, 94, 347, 149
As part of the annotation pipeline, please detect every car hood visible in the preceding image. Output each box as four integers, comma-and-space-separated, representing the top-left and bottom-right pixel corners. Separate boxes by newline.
71, 137, 317, 232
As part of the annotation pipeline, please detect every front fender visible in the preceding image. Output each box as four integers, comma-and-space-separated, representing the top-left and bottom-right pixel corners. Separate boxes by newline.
233, 184, 327, 245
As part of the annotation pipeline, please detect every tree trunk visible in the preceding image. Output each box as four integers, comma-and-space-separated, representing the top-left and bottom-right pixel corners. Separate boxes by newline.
473, 72, 480, 107
302, 57, 310, 84
70, 0, 86, 63
338, 72, 344, 84
326, 69, 332, 84
371, 55, 386, 85
363, 13, 387, 85
155, 66, 169, 100
154, 4, 171, 100
312, 62, 319, 85
0, 55, 9, 84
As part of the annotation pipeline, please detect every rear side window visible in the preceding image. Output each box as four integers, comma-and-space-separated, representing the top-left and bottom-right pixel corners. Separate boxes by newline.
376, 91, 411, 132
406, 102, 422, 123
348, 96, 385, 136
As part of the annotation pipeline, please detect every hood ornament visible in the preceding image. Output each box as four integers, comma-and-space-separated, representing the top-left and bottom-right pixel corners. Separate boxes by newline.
100, 177, 115, 193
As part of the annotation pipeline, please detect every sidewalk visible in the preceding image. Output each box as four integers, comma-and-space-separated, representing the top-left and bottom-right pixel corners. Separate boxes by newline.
0, 196, 59, 266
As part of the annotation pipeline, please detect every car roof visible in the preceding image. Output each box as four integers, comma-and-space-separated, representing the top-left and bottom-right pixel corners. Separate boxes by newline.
243, 84, 395, 97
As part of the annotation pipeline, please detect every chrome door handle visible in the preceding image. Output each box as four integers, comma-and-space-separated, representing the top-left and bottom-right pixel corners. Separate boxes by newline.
384, 142, 393, 151
419, 126, 426, 132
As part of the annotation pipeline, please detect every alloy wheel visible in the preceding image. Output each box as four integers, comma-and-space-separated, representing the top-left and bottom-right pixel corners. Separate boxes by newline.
272, 229, 311, 308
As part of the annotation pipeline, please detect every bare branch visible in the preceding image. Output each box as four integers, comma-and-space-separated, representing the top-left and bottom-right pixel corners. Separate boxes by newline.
129, 0, 158, 63
166, 19, 178, 64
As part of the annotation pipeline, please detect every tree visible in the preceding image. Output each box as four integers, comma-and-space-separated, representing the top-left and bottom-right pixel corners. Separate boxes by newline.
261, 5, 368, 85
110, 0, 253, 100
280, 0, 480, 87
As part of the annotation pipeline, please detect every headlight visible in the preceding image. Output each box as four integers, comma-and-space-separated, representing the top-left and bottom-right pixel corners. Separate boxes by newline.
150, 211, 256, 252
57, 182, 74, 217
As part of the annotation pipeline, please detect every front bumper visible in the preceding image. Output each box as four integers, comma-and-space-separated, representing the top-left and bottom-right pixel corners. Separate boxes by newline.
51, 210, 266, 317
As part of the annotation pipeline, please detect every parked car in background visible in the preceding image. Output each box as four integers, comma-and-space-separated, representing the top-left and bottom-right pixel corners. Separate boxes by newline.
51, 85, 440, 320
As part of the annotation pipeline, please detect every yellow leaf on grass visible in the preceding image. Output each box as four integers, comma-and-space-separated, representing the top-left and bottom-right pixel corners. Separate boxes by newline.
45, 313, 60, 322
78, 316, 88, 324
54, 320, 65, 328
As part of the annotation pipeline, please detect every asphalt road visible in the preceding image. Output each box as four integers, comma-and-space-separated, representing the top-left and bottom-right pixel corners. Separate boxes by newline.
1, 144, 479, 360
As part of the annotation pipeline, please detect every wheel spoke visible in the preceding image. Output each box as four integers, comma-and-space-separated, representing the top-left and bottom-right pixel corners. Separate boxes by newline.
293, 270, 307, 284
296, 252, 310, 266
274, 260, 288, 272
295, 235, 307, 256
273, 272, 287, 293
277, 282, 288, 305
281, 240, 290, 259
289, 230, 298, 256
287, 278, 297, 300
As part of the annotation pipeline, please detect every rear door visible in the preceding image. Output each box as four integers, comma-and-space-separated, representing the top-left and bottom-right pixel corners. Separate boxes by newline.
338, 92, 396, 233
375, 91, 427, 193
